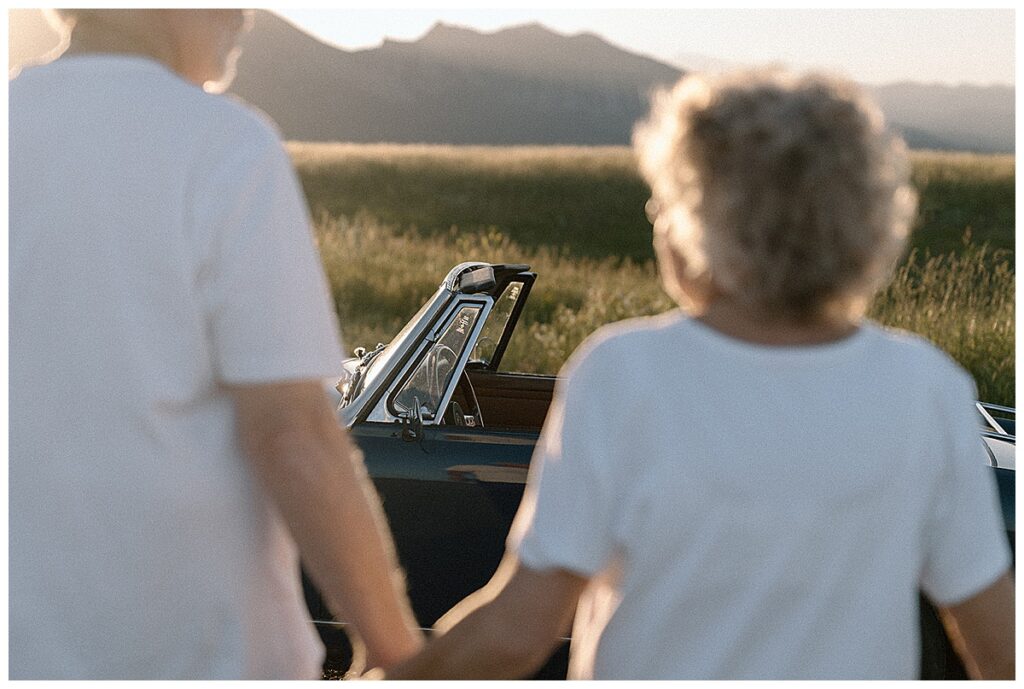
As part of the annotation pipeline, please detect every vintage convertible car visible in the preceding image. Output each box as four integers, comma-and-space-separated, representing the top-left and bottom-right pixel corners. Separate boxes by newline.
306, 262, 1015, 679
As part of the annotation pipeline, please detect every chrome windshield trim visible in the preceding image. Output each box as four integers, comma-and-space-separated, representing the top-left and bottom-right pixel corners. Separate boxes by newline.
338, 287, 452, 427
366, 295, 494, 424
977, 401, 1015, 438
339, 262, 501, 427
442, 262, 493, 293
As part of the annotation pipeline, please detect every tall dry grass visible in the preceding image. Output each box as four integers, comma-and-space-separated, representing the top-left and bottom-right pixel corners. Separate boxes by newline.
316, 215, 1014, 406
870, 242, 1014, 405
295, 144, 1013, 406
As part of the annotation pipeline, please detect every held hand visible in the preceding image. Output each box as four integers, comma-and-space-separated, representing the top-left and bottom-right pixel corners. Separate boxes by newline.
365, 626, 425, 672
354, 625, 425, 679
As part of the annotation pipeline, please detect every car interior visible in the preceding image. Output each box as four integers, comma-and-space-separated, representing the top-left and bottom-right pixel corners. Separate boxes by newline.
445, 368, 555, 432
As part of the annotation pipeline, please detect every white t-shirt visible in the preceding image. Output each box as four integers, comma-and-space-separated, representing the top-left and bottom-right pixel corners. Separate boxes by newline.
10, 56, 344, 679
509, 312, 1010, 680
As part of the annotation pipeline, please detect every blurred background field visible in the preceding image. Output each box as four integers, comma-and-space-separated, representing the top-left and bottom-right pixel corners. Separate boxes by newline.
291, 144, 1014, 406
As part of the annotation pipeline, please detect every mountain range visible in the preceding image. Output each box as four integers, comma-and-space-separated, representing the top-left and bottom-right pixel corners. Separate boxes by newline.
8, 9, 1015, 152
228, 12, 681, 145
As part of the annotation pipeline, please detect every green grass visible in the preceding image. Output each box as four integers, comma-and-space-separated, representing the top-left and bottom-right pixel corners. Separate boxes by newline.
909, 151, 1015, 255
315, 216, 1013, 407
295, 144, 1015, 407
290, 143, 1015, 262
291, 144, 654, 261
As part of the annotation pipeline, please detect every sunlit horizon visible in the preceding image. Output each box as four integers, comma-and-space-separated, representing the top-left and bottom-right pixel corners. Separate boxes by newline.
272, 8, 1014, 88
7, 9, 1013, 87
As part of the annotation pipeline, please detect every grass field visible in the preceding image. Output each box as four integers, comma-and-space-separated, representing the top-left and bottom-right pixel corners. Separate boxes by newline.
291, 144, 1015, 406
290, 144, 1015, 261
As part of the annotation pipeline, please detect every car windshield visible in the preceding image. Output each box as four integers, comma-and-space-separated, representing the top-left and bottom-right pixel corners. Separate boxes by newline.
358, 290, 444, 395
470, 280, 523, 366
393, 304, 483, 419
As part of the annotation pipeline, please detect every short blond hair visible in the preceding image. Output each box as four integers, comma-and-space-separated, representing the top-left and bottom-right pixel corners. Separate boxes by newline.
634, 69, 917, 322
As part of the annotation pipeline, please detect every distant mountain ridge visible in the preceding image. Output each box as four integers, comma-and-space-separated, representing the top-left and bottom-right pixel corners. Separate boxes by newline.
395, 21, 677, 88
8, 9, 1014, 152
867, 82, 1014, 154
231, 12, 1014, 152
227, 12, 682, 145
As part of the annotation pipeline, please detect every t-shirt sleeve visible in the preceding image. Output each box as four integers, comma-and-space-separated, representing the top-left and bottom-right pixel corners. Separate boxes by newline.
192, 127, 344, 385
919, 370, 1012, 606
507, 340, 618, 577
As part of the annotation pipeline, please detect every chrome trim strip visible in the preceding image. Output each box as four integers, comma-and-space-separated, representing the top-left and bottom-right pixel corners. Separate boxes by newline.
980, 402, 1016, 415
982, 430, 1016, 443
439, 432, 538, 446
977, 401, 1014, 438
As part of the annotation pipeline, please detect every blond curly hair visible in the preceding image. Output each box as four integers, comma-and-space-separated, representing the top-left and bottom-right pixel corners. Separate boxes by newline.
634, 69, 918, 322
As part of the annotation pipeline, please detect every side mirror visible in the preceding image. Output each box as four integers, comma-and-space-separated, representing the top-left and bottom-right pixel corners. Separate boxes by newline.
400, 395, 424, 442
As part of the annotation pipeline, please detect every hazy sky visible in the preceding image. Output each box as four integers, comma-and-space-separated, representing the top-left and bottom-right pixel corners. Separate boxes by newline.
275, 8, 1014, 87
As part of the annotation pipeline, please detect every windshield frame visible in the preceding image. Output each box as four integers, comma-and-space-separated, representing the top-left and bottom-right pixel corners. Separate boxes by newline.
340, 287, 450, 425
